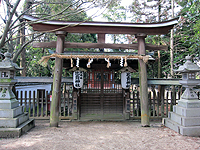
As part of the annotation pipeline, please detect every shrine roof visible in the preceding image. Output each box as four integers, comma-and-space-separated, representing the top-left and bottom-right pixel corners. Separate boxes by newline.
24, 15, 179, 35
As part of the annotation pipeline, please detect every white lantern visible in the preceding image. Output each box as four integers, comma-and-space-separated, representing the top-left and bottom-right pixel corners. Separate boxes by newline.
121, 72, 131, 89
73, 71, 83, 88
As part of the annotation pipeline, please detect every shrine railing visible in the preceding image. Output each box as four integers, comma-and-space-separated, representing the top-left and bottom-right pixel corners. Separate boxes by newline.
129, 85, 187, 119
15, 84, 191, 120
16, 84, 74, 120
14, 77, 200, 120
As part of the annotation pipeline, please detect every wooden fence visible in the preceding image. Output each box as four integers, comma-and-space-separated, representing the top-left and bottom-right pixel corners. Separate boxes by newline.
16, 85, 74, 119
15, 84, 200, 120
129, 88, 180, 119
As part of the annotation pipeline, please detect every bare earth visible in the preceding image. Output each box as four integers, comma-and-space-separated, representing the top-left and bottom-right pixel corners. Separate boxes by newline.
1, 120, 200, 150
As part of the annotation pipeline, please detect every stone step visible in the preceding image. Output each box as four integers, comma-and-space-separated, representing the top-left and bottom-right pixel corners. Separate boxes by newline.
0, 99, 19, 109
163, 118, 200, 136
0, 112, 29, 128
169, 111, 200, 127
0, 119, 35, 138
162, 118, 180, 133
177, 99, 200, 108
0, 106, 23, 118
173, 105, 200, 117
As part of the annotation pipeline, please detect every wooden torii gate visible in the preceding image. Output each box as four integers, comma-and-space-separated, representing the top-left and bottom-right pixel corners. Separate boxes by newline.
24, 15, 178, 127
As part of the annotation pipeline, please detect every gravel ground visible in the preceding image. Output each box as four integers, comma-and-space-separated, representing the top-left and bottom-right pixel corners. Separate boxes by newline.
1, 120, 200, 150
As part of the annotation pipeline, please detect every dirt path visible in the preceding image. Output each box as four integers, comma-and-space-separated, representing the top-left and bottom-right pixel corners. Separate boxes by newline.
1, 120, 200, 150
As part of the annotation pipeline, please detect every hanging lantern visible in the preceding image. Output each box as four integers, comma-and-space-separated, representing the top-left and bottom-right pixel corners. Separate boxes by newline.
121, 72, 131, 89
70, 67, 87, 89
73, 71, 83, 88
119, 66, 135, 89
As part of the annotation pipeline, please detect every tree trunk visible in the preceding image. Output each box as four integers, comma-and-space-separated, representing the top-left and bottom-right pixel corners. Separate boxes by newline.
170, 0, 174, 77
20, 0, 33, 76
20, 21, 26, 76
0, 0, 21, 48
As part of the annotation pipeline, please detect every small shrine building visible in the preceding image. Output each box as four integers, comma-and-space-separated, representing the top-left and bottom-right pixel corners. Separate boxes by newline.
24, 15, 178, 127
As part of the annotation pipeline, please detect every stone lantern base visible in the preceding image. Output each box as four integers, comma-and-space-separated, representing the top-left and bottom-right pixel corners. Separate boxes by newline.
163, 98, 200, 136
0, 52, 35, 138
0, 97, 35, 138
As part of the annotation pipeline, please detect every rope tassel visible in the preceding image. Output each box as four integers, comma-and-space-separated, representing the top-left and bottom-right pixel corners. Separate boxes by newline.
71, 58, 73, 67
87, 58, 93, 68
105, 58, 111, 68
124, 57, 127, 67
120, 57, 123, 67
76, 57, 80, 67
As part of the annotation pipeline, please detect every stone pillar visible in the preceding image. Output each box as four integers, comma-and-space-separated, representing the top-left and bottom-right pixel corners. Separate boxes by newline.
50, 31, 66, 127
136, 33, 150, 127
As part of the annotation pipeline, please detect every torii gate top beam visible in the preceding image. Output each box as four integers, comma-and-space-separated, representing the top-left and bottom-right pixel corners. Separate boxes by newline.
24, 15, 178, 35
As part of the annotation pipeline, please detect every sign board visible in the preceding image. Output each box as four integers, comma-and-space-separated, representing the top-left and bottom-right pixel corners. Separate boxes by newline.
73, 71, 83, 88
121, 72, 131, 89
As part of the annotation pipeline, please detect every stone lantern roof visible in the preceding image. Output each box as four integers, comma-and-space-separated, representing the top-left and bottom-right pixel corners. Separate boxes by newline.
0, 52, 22, 70
174, 55, 200, 73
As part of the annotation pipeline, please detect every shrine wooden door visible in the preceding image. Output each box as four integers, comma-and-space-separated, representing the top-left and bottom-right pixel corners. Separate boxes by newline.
80, 68, 124, 120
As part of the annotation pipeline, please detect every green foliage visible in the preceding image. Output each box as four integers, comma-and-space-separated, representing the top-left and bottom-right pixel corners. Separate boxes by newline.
102, 1, 128, 45
129, 0, 172, 23
129, 0, 178, 78
26, 46, 54, 77
103, 5, 126, 22
173, 0, 200, 70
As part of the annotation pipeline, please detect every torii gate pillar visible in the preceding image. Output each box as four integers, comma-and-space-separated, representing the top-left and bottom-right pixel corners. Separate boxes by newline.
50, 31, 66, 127
136, 33, 150, 127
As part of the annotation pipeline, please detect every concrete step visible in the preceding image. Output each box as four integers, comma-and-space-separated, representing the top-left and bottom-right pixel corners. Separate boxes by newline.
0, 99, 19, 109
169, 111, 200, 127
0, 106, 23, 118
163, 118, 180, 133
0, 112, 29, 128
0, 119, 35, 138
173, 105, 200, 117
163, 118, 200, 136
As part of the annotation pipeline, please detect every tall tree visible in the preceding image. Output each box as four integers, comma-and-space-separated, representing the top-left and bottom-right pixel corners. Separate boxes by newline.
129, 0, 180, 78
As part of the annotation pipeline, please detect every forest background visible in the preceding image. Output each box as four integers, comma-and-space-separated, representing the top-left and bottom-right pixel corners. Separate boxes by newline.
0, 0, 199, 79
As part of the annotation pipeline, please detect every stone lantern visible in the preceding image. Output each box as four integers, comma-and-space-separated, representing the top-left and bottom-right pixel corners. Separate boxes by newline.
174, 55, 200, 101
163, 55, 200, 136
0, 52, 21, 103
0, 52, 18, 78
0, 52, 35, 138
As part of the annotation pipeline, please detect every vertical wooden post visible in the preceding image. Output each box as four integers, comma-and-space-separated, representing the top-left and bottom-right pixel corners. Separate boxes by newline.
136, 33, 150, 127
98, 34, 105, 43
98, 33, 105, 52
50, 31, 66, 127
